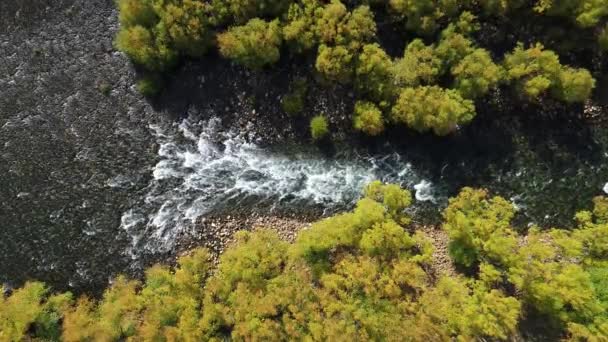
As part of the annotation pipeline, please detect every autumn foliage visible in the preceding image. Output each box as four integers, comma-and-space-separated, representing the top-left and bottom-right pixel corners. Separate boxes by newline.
2, 183, 608, 341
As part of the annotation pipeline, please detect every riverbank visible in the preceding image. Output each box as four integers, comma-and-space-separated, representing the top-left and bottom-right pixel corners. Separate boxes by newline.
2, 0, 608, 296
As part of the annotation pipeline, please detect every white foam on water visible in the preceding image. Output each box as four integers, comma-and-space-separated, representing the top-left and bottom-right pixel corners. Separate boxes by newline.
413, 180, 435, 202
120, 117, 432, 257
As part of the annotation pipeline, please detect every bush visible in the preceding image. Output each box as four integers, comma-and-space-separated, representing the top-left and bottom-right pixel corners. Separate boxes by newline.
310, 115, 329, 140
353, 101, 385, 136
136, 76, 163, 97
315, 44, 355, 83
115, 25, 177, 71
281, 78, 308, 115
282, 0, 320, 53
452, 48, 503, 99
534, 0, 608, 27
388, 0, 462, 34
212, 0, 291, 24
391, 86, 476, 135
442, 187, 518, 268
503, 43, 595, 102
315, 2, 376, 51
217, 18, 282, 70
393, 39, 441, 87
117, 0, 157, 27
355, 44, 395, 102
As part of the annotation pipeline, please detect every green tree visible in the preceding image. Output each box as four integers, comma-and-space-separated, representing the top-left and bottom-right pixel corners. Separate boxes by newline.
315, 44, 355, 83
393, 39, 441, 87
315, 2, 376, 51
0, 282, 72, 342
211, 0, 291, 24
452, 48, 504, 99
534, 0, 608, 27
442, 187, 518, 268
282, 0, 321, 53
391, 86, 476, 135
388, 0, 462, 34
353, 101, 385, 136
217, 18, 282, 69
355, 44, 395, 102
503, 43, 595, 102
115, 25, 178, 71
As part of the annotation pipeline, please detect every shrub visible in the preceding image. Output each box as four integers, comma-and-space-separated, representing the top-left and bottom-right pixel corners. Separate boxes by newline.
534, 0, 608, 27
282, 0, 320, 52
212, 0, 292, 24
353, 101, 385, 136
281, 78, 308, 115
355, 44, 395, 102
218, 19, 281, 69
117, 0, 157, 27
393, 39, 441, 87
136, 76, 163, 97
115, 25, 177, 71
315, 45, 355, 83
388, 0, 462, 34
98, 82, 112, 96
310, 115, 329, 140
442, 187, 518, 268
315, 2, 376, 51
156, 0, 213, 58
391, 86, 476, 135
217, 18, 282, 70
451, 48, 503, 99
503, 43, 595, 102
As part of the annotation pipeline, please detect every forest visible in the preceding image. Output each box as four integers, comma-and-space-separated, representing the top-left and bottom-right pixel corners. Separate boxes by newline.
114, 0, 605, 137
1, 182, 607, 341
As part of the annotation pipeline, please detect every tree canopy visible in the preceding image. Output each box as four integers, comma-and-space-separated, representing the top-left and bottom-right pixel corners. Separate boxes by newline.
3, 183, 607, 341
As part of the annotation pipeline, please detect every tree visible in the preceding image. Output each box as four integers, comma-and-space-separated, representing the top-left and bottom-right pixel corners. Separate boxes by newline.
0, 282, 72, 342
156, 0, 213, 58
217, 18, 282, 70
391, 86, 476, 135
115, 25, 178, 71
315, 2, 376, 50
315, 45, 355, 83
282, 0, 321, 53
534, 0, 608, 27
503, 43, 595, 102
415, 276, 521, 340
442, 187, 518, 268
393, 39, 441, 87
388, 0, 462, 34
452, 48, 504, 99
117, 0, 157, 27
355, 44, 395, 102
353, 101, 385, 136
310, 115, 330, 140
211, 0, 291, 24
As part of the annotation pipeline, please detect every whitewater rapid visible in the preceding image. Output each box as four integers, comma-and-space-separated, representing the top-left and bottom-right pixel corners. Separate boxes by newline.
120, 117, 440, 258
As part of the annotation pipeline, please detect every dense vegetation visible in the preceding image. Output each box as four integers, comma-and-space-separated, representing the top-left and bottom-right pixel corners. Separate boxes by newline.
2, 182, 607, 341
114, 0, 606, 139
